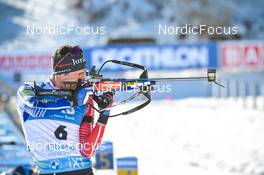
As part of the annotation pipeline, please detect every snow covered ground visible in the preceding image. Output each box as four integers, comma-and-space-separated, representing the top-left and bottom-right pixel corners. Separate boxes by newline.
96, 97, 264, 175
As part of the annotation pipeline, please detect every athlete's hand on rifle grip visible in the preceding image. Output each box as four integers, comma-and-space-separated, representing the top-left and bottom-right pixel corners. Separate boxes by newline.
97, 110, 110, 124
93, 92, 114, 109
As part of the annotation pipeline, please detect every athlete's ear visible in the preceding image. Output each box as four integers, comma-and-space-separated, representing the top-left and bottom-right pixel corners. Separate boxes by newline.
51, 74, 65, 89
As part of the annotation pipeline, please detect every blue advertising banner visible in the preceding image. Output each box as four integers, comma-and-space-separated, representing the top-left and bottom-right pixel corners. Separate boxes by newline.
117, 157, 138, 170
95, 141, 114, 169
83, 43, 217, 71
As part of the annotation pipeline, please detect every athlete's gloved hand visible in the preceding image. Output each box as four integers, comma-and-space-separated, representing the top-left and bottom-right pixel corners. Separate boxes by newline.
93, 92, 114, 109
97, 110, 110, 125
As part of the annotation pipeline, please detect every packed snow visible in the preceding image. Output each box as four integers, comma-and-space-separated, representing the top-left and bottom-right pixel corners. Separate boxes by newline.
96, 97, 264, 175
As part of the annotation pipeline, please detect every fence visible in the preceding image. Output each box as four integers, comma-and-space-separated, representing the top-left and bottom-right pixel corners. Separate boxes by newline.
211, 78, 264, 111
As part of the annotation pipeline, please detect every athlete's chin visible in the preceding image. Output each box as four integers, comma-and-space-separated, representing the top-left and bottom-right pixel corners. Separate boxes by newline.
63, 84, 78, 90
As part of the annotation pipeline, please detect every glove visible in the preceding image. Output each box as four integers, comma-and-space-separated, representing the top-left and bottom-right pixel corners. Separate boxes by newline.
97, 110, 110, 124
93, 92, 114, 109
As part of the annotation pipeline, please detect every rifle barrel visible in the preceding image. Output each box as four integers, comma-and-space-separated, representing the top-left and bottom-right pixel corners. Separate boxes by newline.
99, 76, 210, 82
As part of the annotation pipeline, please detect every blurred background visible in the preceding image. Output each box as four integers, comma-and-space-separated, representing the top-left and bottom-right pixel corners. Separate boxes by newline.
0, 0, 264, 174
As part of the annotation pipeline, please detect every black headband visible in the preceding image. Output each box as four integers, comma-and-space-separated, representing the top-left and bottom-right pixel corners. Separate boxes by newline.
52, 46, 87, 75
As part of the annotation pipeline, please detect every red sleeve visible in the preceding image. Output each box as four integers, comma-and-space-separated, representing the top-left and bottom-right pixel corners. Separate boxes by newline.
79, 96, 107, 158
84, 96, 95, 119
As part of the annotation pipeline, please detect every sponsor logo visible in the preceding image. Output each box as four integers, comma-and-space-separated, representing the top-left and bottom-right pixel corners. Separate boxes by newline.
49, 159, 61, 170
72, 57, 86, 65
61, 108, 75, 115
68, 157, 85, 169
55, 63, 72, 68
221, 43, 264, 70
88, 45, 213, 70
41, 98, 57, 103
47, 143, 76, 151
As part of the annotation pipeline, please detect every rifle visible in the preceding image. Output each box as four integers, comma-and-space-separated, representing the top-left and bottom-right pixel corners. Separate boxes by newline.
34, 60, 224, 117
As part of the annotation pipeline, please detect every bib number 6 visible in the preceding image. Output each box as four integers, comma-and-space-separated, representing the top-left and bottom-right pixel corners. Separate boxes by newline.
54, 125, 68, 140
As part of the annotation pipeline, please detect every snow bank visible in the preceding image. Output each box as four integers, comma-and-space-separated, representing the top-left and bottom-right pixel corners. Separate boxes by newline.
97, 98, 264, 175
